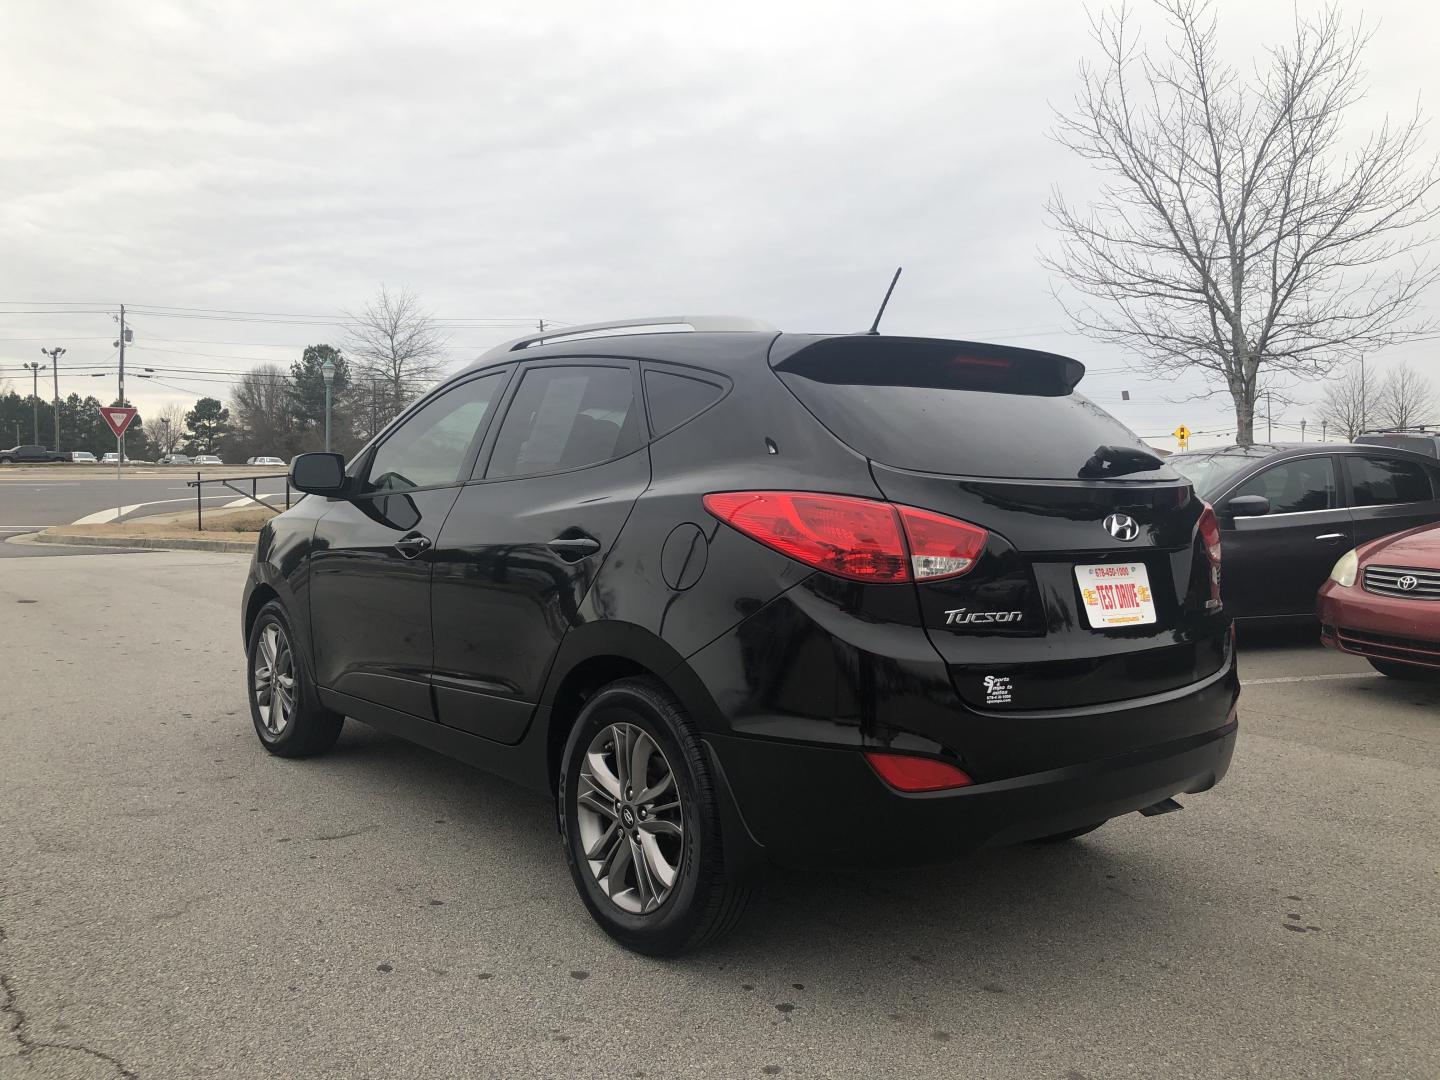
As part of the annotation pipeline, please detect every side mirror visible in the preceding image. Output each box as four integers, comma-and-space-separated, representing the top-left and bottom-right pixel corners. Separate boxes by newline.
290, 452, 348, 497
1227, 494, 1270, 518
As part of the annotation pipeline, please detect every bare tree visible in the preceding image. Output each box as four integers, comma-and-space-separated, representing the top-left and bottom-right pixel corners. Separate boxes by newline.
1375, 360, 1436, 430
1045, 0, 1440, 444
231, 364, 297, 458
1316, 361, 1375, 440
150, 401, 188, 456
345, 286, 448, 425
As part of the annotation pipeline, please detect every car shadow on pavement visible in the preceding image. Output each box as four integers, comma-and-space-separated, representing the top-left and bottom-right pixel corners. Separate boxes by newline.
310, 720, 1222, 990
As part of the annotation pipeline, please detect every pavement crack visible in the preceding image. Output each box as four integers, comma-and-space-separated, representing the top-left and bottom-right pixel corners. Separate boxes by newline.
2, 928, 140, 1079
311, 824, 380, 842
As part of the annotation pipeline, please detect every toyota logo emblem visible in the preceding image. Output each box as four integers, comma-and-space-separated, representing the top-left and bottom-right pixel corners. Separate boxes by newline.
1103, 513, 1140, 542
1397, 574, 1419, 591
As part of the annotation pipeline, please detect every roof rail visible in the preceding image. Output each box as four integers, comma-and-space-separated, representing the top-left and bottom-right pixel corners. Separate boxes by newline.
479, 315, 777, 360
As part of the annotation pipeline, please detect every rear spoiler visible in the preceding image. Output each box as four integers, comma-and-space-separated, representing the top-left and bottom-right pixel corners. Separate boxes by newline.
769, 335, 1086, 397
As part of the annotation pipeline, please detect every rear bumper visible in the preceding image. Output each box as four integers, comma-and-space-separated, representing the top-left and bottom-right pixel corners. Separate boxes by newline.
707, 713, 1237, 870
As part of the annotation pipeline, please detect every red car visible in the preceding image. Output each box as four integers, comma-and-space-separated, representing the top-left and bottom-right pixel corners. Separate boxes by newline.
1318, 521, 1440, 678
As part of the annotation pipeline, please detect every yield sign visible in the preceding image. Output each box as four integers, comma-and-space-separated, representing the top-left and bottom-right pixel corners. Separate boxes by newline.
100, 406, 137, 438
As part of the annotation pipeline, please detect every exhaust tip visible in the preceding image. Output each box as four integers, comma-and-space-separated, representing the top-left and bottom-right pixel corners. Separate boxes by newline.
1139, 797, 1183, 817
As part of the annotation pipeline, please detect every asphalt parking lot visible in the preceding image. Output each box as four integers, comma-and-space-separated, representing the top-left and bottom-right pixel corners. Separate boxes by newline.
2, 549, 1437, 1079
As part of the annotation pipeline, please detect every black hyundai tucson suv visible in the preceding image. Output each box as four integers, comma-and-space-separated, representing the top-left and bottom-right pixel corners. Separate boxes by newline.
241, 316, 1238, 955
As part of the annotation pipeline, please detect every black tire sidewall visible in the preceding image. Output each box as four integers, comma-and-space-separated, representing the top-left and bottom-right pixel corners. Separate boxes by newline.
558, 681, 715, 952
246, 600, 317, 753
1369, 658, 1438, 681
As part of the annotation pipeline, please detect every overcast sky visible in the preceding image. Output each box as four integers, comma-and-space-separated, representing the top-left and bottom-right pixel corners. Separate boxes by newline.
2, 0, 1436, 449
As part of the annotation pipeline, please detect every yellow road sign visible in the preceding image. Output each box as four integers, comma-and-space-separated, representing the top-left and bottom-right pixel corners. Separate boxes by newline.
1173, 424, 1191, 442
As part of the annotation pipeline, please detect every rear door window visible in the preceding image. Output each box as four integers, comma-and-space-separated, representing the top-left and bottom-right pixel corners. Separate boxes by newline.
773, 337, 1166, 480
484, 364, 641, 479
1346, 455, 1434, 506
1229, 457, 1337, 514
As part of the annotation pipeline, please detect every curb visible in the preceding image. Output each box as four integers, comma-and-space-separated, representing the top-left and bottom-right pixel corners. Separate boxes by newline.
30, 532, 256, 554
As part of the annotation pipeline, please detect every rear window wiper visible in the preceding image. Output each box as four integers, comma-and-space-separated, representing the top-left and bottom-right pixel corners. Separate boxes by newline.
1078, 444, 1165, 478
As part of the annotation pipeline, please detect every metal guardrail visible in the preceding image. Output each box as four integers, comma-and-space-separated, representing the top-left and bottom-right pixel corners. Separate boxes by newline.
185, 471, 293, 531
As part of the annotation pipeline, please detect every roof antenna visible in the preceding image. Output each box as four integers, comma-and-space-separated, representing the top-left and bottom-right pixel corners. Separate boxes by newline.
867, 267, 902, 335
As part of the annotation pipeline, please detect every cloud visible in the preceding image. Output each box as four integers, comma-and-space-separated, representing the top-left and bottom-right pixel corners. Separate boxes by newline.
2, 0, 1435, 446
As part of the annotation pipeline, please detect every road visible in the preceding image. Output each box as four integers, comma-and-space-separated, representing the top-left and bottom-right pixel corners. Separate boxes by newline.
1, 550, 1436, 1079
0, 468, 290, 536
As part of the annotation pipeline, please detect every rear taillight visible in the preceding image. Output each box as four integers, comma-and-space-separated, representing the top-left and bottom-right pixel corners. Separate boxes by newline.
701, 491, 987, 583
1198, 502, 1222, 606
864, 752, 974, 792
896, 505, 988, 581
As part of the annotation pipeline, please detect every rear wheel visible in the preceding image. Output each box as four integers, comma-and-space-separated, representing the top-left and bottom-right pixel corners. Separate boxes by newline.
246, 600, 344, 757
558, 677, 749, 955
1368, 658, 1440, 681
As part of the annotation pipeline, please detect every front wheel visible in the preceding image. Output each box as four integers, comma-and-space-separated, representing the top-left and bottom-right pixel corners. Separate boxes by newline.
246, 600, 344, 758
557, 678, 749, 955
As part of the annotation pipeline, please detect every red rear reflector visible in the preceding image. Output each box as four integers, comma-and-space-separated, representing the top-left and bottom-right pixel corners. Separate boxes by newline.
864, 752, 974, 793
703, 491, 986, 583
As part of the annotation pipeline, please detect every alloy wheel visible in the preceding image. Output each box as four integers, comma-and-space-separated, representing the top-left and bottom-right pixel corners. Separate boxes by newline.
576, 722, 686, 914
253, 621, 296, 736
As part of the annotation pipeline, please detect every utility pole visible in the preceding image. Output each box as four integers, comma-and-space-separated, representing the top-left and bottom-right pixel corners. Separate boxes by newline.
22, 362, 45, 443
118, 304, 126, 407
114, 305, 130, 468
41, 346, 65, 451
1266, 389, 1273, 442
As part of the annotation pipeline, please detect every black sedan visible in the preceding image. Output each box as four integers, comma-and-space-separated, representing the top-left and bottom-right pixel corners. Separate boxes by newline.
1171, 443, 1440, 619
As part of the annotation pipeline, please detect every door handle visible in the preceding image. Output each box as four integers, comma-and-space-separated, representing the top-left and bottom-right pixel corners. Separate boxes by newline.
394, 534, 432, 559
547, 535, 601, 559
1314, 532, 1347, 541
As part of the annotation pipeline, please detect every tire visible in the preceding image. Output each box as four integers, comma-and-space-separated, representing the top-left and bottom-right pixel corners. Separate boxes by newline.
245, 600, 344, 758
1030, 820, 1108, 844
1368, 658, 1440, 681
557, 677, 749, 956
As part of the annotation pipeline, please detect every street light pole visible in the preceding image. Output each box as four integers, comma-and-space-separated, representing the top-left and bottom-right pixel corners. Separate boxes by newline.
41, 346, 65, 451
22, 362, 45, 444
321, 358, 335, 452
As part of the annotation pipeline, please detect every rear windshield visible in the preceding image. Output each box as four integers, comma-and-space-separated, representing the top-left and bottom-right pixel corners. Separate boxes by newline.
1169, 453, 1265, 498
774, 338, 1169, 480
1356, 434, 1439, 458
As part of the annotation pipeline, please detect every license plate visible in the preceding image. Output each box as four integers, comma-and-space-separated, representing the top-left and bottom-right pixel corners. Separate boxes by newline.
1074, 562, 1157, 628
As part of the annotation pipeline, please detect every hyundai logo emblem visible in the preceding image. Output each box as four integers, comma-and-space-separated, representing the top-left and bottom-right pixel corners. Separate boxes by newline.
1103, 513, 1140, 542
1397, 574, 1419, 591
